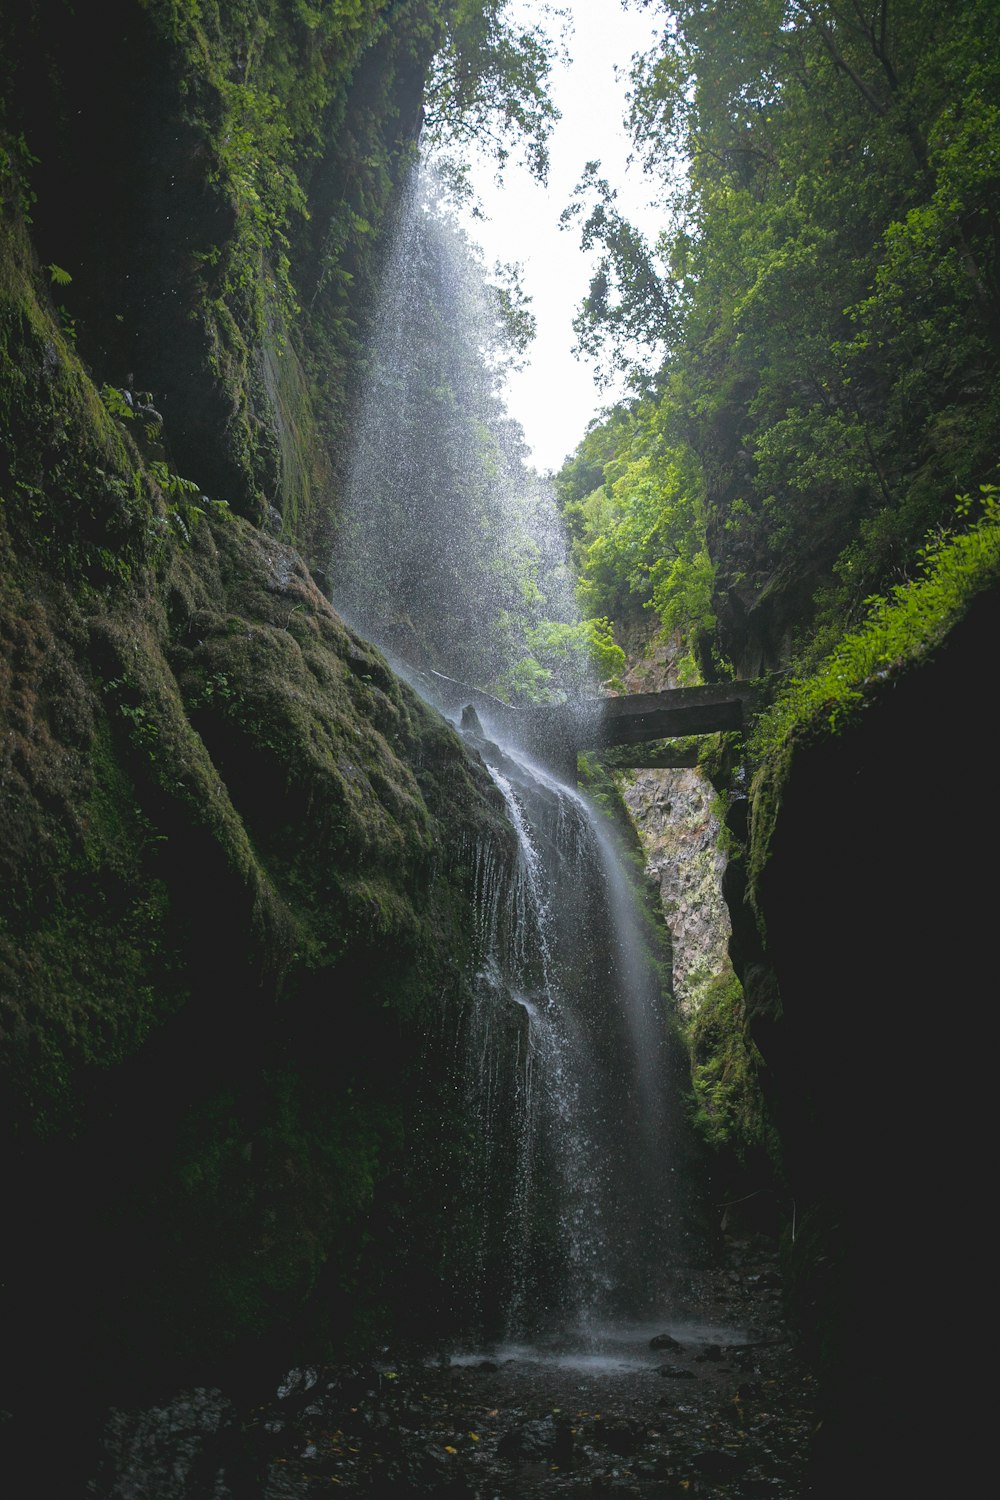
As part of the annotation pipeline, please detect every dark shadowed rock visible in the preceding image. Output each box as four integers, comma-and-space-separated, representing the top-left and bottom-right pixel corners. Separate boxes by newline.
692, 1446, 747, 1477
497, 1413, 573, 1463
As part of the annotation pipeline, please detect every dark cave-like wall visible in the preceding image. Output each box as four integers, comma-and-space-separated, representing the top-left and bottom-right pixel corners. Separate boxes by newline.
732, 583, 1000, 1496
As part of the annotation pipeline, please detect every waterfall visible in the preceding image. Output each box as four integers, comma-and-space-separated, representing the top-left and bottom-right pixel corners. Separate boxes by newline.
330, 161, 579, 690
331, 157, 681, 1343
456, 735, 677, 1341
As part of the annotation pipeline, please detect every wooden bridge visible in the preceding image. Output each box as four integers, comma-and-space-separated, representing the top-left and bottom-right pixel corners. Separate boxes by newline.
426, 672, 760, 780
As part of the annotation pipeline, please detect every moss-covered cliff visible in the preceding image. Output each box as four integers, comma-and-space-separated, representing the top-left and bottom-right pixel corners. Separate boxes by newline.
0, 4, 525, 1481
1, 0, 443, 564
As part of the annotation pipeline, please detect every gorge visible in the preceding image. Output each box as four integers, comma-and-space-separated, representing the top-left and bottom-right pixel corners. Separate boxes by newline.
2, 3, 998, 1497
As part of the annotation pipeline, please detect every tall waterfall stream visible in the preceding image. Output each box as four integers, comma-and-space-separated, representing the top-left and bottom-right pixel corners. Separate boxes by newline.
331, 162, 687, 1348
455, 722, 679, 1345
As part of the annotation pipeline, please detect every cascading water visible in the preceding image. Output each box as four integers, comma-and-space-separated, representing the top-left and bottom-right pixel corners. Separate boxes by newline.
330, 162, 580, 690
460, 736, 679, 1341
331, 158, 684, 1346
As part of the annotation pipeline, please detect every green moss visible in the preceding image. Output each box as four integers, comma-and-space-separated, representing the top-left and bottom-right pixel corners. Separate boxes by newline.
0, 216, 158, 587
2, 0, 445, 560
136, 1065, 392, 1355
0, 649, 187, 1138
744, 488, 1000, 923
0, 0, 555, 1391
1, 159, 509, 1377
688, 969, 770, 1162
749, 486, 1000, 761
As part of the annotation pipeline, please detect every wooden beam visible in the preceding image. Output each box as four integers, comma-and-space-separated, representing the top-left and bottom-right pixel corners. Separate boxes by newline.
423, 670, 759, 776
515, 682, 760, 757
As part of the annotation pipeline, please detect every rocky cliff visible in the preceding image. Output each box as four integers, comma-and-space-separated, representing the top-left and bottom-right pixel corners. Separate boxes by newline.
603, 509, 1000, 1494
0, 2, 518, 1482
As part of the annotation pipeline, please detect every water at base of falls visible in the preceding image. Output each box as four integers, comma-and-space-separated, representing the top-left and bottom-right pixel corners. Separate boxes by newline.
453, 718, 680, 1346
445, 1315, 750, 1375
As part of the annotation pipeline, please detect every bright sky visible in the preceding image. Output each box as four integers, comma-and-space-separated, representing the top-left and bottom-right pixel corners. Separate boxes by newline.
461, 0, 665, 474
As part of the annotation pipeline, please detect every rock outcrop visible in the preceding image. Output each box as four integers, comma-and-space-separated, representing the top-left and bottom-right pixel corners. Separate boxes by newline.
613, 628, 736, 1018
0, 5, 515, 1487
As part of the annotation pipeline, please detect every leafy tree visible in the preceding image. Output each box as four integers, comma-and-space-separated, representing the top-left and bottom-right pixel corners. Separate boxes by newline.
499, 616, 627, 702
555, 395, 715, 670
424, 0, 565, 186
560, 0, 1000, 674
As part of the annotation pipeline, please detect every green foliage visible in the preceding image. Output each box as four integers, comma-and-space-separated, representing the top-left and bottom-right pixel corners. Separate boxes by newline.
560, 160, 678, 380
99, 384, 134, 423
0, 241, 161, 589
688, 969, 767, 1159
489, 258, 537, 366
103, 675, 162, 760
750, 485, 1000, 756
556, 396, 716, 655
138, 1, 377, 349
0, 129, 39, 220
562, 0, 1000, 668
500, 615, 626, 703
148, 459, 213, 544
424, 0, 563, 185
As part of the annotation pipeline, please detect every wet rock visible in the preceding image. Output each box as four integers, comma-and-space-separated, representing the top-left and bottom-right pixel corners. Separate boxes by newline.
649, 1332, 682, 1350
277, 1362, 366, 1416
97, 1387, 242, 1500
621, 762, 734, 1017
658, 1365, 697, 1379
592, 1416, 647, 1456
497, 1412, 573, 1462
263, 1464, 310, 1499
691, 1446, 747, 1477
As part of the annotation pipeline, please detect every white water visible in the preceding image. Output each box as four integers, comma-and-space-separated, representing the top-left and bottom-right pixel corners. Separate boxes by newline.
459, 739, 677, 1339
446, 1316, 750, 1374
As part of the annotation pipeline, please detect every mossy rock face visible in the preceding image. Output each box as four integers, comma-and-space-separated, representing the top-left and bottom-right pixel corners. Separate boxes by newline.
1, 0, 440, 559
0, 0, 518, 1466
1, 501, 511, 1381
0, 171, 513, 1431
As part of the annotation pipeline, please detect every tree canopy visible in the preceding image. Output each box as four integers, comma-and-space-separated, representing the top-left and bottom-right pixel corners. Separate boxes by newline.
559, 0, 1000, 677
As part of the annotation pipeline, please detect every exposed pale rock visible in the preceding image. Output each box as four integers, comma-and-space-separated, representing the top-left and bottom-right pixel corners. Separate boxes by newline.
622, 766, 733, 1017
616, 626, 735, 1018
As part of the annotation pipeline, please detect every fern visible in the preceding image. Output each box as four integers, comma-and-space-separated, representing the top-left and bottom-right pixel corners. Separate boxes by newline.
751, 485, 1000, 756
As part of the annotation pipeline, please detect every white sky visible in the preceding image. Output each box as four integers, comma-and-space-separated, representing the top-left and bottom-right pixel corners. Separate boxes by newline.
460, 0, 665, 473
